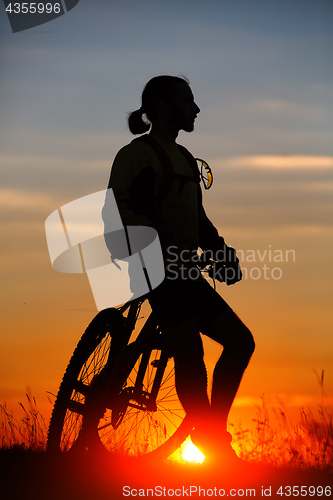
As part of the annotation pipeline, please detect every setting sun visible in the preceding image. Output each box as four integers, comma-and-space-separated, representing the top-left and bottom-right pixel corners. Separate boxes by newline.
181, 439, 205, 464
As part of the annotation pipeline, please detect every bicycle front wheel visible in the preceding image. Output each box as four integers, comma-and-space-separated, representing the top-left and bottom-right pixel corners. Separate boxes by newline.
47, 307, 123, 454
47, 307, 190, 458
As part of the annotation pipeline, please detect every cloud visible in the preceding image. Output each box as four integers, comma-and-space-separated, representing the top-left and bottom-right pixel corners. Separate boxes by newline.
215, 155, 333, 170
0, 188, 55, 212
234, 394, 333, 408
248, 97, 330, 122
200, 154, 333, 235
0, 149, 115, 200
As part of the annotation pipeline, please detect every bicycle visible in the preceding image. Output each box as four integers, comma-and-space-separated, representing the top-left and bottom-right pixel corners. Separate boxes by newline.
46, 298, 192, 460
46, 248, 235, 460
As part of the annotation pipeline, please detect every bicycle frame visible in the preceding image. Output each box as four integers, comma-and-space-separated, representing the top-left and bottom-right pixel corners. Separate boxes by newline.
97, 299, 172, 420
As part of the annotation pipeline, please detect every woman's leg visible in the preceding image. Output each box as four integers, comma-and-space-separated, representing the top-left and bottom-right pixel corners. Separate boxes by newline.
201, 309, 255, 432
162, 317, 211, 430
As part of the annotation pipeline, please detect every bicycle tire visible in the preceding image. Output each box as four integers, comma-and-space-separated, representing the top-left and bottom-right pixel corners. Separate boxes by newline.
47, 307, 190, 458
47, 307, 123, 453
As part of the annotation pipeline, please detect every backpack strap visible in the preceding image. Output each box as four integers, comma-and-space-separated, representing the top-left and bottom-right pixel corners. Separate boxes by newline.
176, 144, 201, 194
134, 134, 175, 202
134, 134, 200, 200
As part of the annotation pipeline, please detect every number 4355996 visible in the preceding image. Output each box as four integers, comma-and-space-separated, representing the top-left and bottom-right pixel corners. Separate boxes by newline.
5, 3, 62, 14
276, 485, 331, 496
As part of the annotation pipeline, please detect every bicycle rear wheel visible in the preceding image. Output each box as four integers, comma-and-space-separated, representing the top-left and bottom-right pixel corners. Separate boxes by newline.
47, 306, 190, 458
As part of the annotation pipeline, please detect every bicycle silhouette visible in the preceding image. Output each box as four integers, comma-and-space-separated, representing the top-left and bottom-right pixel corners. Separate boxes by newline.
46, 240, 237, 460
47, 297, 192, 459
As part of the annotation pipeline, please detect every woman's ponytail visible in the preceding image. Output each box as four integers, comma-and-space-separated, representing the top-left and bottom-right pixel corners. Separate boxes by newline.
128, 108, 150, 135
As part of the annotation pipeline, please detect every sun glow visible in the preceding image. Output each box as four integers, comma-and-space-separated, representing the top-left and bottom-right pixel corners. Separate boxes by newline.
181, 439, 205, 463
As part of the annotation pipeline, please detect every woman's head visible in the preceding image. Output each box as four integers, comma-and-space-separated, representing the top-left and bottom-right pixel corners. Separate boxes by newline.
128, 75, 190, 135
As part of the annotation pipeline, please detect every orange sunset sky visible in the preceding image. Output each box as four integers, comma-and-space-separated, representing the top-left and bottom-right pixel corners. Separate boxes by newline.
1, 0, 332, 430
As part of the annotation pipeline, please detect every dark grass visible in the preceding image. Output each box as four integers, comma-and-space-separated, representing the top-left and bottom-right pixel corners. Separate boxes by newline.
0, 447, 332, 500
1, 375, 332, 500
